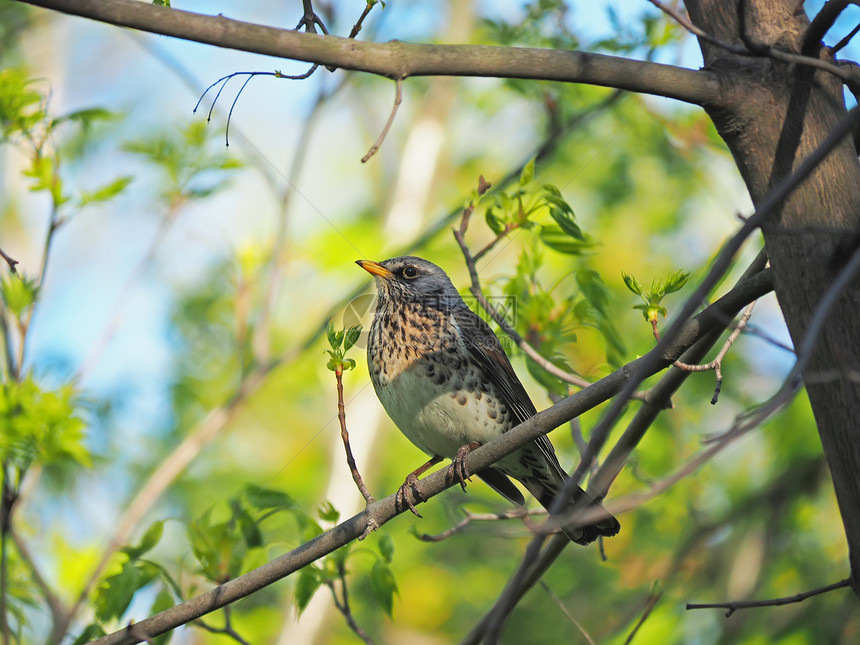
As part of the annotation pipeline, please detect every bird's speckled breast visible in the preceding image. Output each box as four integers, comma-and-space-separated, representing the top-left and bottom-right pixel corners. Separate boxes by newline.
368, 300, 512, 458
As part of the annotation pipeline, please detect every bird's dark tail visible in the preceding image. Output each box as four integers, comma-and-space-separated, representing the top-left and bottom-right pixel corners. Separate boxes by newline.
528, 479, 620, 546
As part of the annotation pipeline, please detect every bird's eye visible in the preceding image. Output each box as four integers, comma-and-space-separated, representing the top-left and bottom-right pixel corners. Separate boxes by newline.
402, 266, 419, 279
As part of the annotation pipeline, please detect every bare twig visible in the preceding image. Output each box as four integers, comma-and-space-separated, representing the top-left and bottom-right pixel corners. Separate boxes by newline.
295, 0, 328, 35
334, 366, 375, 505
538, 581, 595, 645
674, 301, 756, 404
0, 250, 17, 275
625, 586, 662, 645
347, 1, 377, 40
687, 578, 851, 617
416, 508, 546, 542
361, 77, 403, 163
194, 606, 251, 645
327, 560, 375, 645
832, 22, 860, 54
10, 528, 66, 634
803, 0, 860, 55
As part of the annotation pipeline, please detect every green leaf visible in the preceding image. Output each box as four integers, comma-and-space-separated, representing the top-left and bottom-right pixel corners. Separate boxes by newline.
378, 533, 395, 564
548, 205, 583, 240
0, 68, 45, 139
370, 560, 398, 617
52, 107, 116, 130
93, 558, 155, 622
343, 325, 362, 352
485, 207, 505, 235
539, 225, 596, 255
326, 319, 339, 350
519, 157, 535, 186
79, 175, 133, 206
576, 270, 610, 318
317, 501, 340, 524
526, 349, 571, 398
123, 520, 164, 560
1, 275, 38, 316
0, 377, 90, 470
664, 269, 690, 294
236, 508, 263, 548
153, 0, 171, 6
295, 567, 322, 613
622, 272, 643, 296
246, 485, 297, 511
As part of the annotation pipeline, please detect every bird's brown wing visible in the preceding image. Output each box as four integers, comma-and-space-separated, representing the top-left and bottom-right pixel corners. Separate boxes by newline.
451, 305, 569, 484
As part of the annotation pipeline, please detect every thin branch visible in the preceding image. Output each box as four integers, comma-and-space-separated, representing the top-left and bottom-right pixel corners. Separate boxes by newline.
538, 581, 595, 645
334, 366, 375, 505
295, 0, 328, 35
673, 301, 756, 404
0, 250, 17, 275
347, 2, 376, 40
803, 0, 860, 55
832, 22, 860, 54
624, 587, 662, 645
193, 606, 250, 645
327, 561, 375, 645
10, 528, 65, 634
687, 578, 851, 617
90, 266, 772, 645
415, 508, 546, 542
361, 77, 403, 163
17, 0, 721, 107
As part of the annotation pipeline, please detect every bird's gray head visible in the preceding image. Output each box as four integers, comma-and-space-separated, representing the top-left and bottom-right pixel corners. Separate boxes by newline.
356, 256, 461, 306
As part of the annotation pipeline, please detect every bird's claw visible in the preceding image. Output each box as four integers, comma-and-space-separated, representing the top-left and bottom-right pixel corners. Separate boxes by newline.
448, 442, 480, 492
396, 473, 423, 518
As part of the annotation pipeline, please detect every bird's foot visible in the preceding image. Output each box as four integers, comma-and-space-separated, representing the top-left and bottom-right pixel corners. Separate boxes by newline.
447, 441, 481, 492
396, 472, 424, 518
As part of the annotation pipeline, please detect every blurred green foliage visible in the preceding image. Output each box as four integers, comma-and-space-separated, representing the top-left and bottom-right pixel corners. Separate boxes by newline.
0, 1, 855, 644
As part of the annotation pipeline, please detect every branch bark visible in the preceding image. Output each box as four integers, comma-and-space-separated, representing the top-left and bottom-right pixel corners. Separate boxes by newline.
17, 0, 720, 106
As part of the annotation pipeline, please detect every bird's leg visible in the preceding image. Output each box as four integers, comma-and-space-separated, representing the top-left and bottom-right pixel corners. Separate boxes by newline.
396, 456, 442, 518
448, 441, 481, 491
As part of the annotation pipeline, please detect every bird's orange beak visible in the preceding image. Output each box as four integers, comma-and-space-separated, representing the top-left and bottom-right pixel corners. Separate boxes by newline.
356, 260, 394, 279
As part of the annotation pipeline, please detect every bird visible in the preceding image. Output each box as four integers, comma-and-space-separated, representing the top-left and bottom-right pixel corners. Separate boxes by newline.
357, 255, 620, 545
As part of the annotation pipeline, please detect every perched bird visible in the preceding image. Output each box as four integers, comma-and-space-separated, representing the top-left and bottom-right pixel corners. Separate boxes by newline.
357, 256, 620, 545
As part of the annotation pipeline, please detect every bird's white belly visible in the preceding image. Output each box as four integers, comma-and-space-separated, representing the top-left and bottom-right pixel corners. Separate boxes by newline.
375, 368, 505, 459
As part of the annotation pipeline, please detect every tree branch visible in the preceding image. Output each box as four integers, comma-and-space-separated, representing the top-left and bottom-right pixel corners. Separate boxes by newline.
16, 0, 720, 106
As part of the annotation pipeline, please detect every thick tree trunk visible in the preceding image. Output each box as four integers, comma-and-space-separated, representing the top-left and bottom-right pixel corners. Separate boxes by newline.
686, 0, 860, 596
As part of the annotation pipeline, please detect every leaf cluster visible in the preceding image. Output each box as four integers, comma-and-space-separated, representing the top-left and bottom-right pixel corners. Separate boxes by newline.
0, 376, 89, 474
325, 320, 362, 372
623, 269, 690, 323
123, 120, 242, 209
